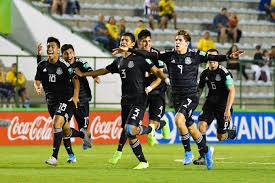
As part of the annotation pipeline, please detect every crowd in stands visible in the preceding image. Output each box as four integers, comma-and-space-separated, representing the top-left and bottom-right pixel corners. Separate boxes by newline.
258, 0, 275, 22
37, 0, 275, 83
43, 0, 80, 15
0, 62, 29, 108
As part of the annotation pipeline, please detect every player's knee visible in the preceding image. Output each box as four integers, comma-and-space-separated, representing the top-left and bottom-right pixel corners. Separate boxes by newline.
175, 113, 186, 127
217, 133, 226, 141
125, 124, 137, 137
187, 123, 197, 135
198, 122, 207, 134
53, 115, 64, 128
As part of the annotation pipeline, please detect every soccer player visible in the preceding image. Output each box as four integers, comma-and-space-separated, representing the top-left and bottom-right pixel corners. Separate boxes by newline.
75, 32, 169, 169
137, 29, 170, 146
113, 29, 243, 169
34, 37, 91, 166
192, 48, 237, 165
37, 43, 100, 151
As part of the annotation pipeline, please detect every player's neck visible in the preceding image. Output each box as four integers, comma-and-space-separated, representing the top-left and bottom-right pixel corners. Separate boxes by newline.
176, 47, 188, 54
122, 52, 131, 58
48, 56, 59, 64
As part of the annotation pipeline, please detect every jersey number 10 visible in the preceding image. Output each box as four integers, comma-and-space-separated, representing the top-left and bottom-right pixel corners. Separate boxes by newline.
49, 74, 56, 83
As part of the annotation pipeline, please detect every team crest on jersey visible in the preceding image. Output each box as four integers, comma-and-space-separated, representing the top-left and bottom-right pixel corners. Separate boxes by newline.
185, 57, 192, 65
128, 61, 134, 68
56, 67, 63, 75
215, 74, 221, 81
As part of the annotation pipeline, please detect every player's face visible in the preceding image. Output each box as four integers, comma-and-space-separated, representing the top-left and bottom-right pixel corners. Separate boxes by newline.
47, 42, 59, 60
175, 35, 188, 52
120, 36, 135, 48
62, 48, 75, 64
139, 36, 151, 52
208, 51, 219, 70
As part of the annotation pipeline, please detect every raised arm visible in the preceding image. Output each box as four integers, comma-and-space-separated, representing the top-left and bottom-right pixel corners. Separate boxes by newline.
37, 43, 43, 64
74, 68, 110, 78
201, 50, 244, 63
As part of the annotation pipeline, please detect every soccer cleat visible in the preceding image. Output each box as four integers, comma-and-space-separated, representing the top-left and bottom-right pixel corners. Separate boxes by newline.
80, 128, 92, 149
147, 124, 156, 146
67, 154, 77, 163
45, 156, 57, 166
108, 151, 122, 164
133, 162, 149, 169
183, 151, 194, 165
82, 143, 88, 150
227, 125, 237, 139
205, 146, 214, 170
161, 118, 171, 139
193, 156, 206, 165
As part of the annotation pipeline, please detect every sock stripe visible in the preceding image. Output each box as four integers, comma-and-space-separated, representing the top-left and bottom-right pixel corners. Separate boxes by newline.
180, 134, 190, 140
54, 128, 62, 133
195, 135, 203, 144
131, 140, 140, 149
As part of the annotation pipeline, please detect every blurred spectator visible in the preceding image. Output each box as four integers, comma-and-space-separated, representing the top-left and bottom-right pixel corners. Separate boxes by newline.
270, 45, 275, 60
251, 45, 263, 81
196, 31, 216, 52
227, 13, 242, 43
51, 0, 67, 15
0, 65, 6, 107
65, 0, 80, 15
159, 0, 177, 30
17, 72, 30, 108
5, 63, 17, 107
93, 13, 111, 50
261, 50, 271, 82
226, 44, 249, 80
134, 20, 146, 40
144, 0, 159, 30
258, 0, 275, 21
213, 7, 229, 44
118, 18, 126, 38
106, 16, 119, 49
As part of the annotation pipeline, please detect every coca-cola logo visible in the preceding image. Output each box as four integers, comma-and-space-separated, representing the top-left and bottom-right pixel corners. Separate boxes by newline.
90, 115, 122, 140
8, 116, 53, 141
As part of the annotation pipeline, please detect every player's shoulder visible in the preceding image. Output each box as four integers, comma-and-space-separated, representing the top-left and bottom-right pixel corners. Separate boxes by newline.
200, 68, 209, 76
37, 59, 47, 67
218, 65, 230, 75
59, 58, 71, 68
151, 47, 160, 54
159, 48, 175, 54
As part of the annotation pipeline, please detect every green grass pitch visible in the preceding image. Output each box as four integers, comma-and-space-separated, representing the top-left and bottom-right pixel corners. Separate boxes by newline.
0, 144, 275, 183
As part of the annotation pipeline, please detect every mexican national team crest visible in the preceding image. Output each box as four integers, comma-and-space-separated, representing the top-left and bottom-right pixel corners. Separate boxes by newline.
128, 61, 134, 68
56, 67, 63, 75
215, 74, 221, 81
185, 57, 192, 65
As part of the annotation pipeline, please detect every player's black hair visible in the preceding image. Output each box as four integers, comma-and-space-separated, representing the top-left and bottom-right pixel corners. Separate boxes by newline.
207, 48, 219, 54
47, 37, 60, 48
138, 29, 151, 40
122, 32, 135, 43
61, 44, 74, 54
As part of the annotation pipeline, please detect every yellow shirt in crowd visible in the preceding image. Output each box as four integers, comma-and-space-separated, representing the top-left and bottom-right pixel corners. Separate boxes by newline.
134, 27, 145, 40
6, 71, 26, 87
197, 38, 216, 52
159, 0, 175, 16
106, 23, 119, 40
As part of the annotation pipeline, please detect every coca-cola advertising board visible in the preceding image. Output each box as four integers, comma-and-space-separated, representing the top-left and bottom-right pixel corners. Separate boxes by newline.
0, 112, 148, 145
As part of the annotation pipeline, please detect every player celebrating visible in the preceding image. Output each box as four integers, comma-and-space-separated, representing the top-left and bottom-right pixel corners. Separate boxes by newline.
137, 29, 170, 146
113, 29, 243, 169
75, 32, 169, 169
192, 49, 237, 165
34, 37, 91, 166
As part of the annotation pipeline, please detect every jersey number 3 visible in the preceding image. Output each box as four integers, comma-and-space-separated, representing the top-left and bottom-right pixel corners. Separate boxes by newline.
121, 69, 126, 78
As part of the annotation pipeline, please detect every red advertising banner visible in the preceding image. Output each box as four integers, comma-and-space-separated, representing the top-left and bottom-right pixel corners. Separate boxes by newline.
0, 111, 148, 145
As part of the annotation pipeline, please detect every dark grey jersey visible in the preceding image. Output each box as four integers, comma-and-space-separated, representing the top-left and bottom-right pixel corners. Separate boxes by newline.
199, 65, 233, 107
35, 59, 75, 105
106, 54, 154, 98
128, 48, 229, 97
